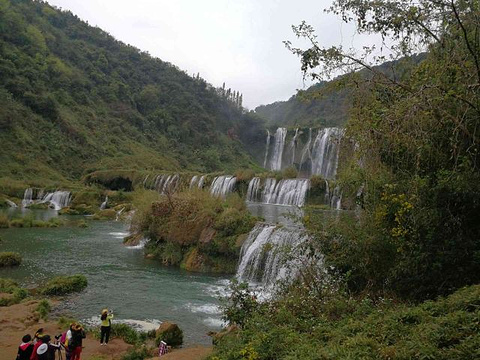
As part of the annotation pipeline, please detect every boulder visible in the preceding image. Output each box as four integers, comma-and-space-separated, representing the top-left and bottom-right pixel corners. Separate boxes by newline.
155, 321, 183, 347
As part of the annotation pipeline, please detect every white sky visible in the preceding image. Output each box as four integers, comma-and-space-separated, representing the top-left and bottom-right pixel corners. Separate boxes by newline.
45, 0, 380, 109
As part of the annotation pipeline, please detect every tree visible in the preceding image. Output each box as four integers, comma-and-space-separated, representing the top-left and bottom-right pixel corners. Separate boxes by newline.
290, 0, 480, 300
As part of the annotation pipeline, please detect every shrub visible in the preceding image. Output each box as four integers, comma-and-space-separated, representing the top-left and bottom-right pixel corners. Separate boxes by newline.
36, 299, 51, 320
155, 322, 183, 347
39, 275, 88, 296
0, 252, 22, 267
121, 347, 150, 360
0, 279, 28, 306
282, 166, 298, 179
0, 214, 9, 228
110, 323, 140, 344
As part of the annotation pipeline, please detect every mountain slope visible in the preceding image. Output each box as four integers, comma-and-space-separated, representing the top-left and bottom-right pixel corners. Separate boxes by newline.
0, 0, 265, 184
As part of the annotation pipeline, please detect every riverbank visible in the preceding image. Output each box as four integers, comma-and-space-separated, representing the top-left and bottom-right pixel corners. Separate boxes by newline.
0, 300, 133, 359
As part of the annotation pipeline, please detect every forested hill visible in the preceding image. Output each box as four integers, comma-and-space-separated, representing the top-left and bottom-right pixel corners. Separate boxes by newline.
255, 56, 424, 128
255, 81, 349, 128
0, 0, 265, 184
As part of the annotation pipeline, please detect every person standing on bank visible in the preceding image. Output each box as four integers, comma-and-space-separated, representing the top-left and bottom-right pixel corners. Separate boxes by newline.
100, 309, 114, 345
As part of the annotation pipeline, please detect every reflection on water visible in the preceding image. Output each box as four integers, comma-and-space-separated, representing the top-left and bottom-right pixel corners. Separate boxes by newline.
0, 217, 228, 345
246, 203, 303, 226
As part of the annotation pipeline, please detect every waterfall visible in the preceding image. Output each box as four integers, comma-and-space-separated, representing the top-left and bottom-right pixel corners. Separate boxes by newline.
5, 199, 17, 208
149, 174, 180, 194
299, 128, 313, 176
324, 181, 342, 210
289, 128, 300, 166
100, 196, 108, 210
41, 191, 72, 210
210, 176, 237, 198
311, 127, 343, 179
22, 188, 34, 207
263, 130, 271, 169
268, 128, 287, 171
22, 188, 71, 210
237, 223, 310, 286
190, 175, 206, 189
246, 177, 261, 202
246, 177, 310, 207
142, 175, 150, 188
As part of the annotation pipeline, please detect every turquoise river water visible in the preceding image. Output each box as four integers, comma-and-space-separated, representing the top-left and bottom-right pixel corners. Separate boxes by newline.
0, 209, 229, 345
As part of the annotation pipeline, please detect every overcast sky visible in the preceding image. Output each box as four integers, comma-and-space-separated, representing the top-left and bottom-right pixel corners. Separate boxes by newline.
45, 0, 377, 109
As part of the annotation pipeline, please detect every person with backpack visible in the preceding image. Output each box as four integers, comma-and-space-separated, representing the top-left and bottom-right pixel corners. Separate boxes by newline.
100, 309, 114, 345
16, 334, 34, 360
35, 335, 60, 360
69, 324, 86, 360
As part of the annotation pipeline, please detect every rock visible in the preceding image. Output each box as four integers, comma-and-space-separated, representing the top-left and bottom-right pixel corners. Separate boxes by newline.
199, 227, 216, 244
155, 321, 183, 347
123, 233, 143, 246
211, 325, 239, 345
183, 248, 205, 272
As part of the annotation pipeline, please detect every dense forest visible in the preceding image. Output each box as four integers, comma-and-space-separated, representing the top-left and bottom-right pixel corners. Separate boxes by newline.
0, 0, 266, 185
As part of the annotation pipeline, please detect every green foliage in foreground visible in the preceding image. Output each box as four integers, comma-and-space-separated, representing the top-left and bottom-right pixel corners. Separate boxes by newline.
0, 251, 22, 267
121, 347, 151, 360
212, 283, 480, 360
0, 278, 28, 306
39, 274, 88, 296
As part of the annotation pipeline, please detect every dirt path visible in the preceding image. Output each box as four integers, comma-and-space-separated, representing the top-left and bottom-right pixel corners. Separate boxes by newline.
0, 300, 132, 360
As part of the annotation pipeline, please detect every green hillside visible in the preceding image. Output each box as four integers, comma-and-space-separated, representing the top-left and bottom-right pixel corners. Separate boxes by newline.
255, 81, 349, 128
0, 0, 265, 185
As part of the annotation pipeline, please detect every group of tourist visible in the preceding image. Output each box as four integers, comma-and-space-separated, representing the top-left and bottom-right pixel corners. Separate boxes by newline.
15, 309, 113, 360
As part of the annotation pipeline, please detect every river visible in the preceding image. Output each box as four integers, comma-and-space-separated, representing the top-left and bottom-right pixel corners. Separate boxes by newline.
0, 209, 228, 345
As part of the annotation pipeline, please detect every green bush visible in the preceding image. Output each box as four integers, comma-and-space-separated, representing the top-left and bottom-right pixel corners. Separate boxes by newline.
36, 299, 51, 320
0, 252, 22, 267
121, 347, 150, 360
282, 166, 298, 179
110, 323, 140, 345
155, 322, 183, 347
0, 279, 28, 306
0, 214, 9, 228
39, 275, 88, 296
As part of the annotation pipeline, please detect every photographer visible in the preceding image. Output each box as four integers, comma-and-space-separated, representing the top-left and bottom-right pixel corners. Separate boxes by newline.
100, 309, 114, 345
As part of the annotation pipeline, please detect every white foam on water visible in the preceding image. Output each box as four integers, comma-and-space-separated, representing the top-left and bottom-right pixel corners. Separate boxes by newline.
185, 303, 220, 315
109, 232, 129, 237
126, 238, 147, 249
203, 317, 224, 328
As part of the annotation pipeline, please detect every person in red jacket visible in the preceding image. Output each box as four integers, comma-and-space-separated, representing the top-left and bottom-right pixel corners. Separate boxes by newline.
16, 334, 34, 360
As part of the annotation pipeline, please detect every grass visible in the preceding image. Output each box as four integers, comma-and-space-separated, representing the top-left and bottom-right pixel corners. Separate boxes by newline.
35, 299, 51, 320
39, 275, 88, 296
0, 278, 28, 306
0, 252, 22, 267
211, 284, 480, 360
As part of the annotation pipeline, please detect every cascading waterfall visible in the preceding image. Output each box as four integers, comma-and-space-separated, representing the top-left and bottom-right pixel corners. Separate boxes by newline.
190, 175, 206, 189
246, 177, 310, 207
5, 199, 17, 208
41, 191, 72, 210
210, 176, 237, 198
263, 130, 271, 169
22, 188, 72, 210
237, 223, 310, 286
324, 181, 342, 210
268, 128, 287, 171
299, 128, 313, 175
311, 127, 343, 179
289, 128, 299, 166
22, 188, 34, 207
100, 196, 108, 210
149, 174, 180, 194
